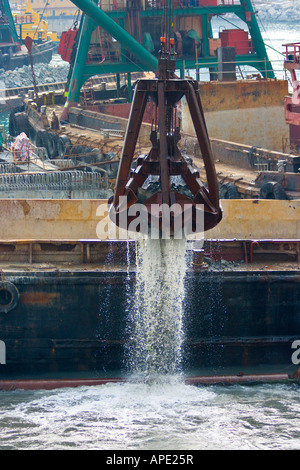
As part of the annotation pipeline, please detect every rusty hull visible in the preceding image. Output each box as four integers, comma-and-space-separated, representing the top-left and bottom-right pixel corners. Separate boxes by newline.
0, 250, 300, 385
0, 199, 299, 388
0, 374, 295, 390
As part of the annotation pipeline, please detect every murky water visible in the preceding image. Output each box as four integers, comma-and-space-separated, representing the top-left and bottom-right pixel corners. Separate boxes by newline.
0, 381, 300, 450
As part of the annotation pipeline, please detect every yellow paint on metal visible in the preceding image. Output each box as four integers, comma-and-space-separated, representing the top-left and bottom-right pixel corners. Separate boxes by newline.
207, 199, 300, 240
199, 80, 288, 113
0, 199, 299, 242
182, 79, 290, 152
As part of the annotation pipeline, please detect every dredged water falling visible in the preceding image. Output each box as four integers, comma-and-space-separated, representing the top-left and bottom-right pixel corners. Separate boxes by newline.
126, 238, 188, 383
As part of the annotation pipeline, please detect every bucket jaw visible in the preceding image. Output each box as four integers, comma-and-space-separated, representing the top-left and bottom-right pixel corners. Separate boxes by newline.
109, 55, 222, 238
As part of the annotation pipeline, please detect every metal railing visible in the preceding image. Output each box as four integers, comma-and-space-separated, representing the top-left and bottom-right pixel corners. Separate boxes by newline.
283, 43, 300, 63
97, 0, 240, 11
0, 170, 109, 192
13, 14, 33, 24
0, 71, 147, 96
191, 58, 288, 82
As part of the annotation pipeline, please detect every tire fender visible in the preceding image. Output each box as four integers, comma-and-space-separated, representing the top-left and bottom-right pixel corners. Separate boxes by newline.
0, 281, 20, 314
219, 182, 239, 199
42, 131, 59, 159
57, 135, 71, 158
259, 181, 287, 200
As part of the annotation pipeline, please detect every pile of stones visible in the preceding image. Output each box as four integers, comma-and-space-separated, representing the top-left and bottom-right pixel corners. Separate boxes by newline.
0, 61, 69, 89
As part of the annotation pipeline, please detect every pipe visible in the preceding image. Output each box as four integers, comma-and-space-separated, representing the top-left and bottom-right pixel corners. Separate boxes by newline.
61, 0, 158, 119
3, 0, 19, 44
250, 240, 260, 263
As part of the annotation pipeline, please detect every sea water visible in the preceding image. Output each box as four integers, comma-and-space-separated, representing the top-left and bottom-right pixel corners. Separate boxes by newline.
0, 382, 300, 450
0, 238, 300, 451
1, 17, 300, 453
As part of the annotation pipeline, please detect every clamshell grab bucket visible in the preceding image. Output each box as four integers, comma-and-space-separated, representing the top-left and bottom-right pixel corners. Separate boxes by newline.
109, 55, 222, 238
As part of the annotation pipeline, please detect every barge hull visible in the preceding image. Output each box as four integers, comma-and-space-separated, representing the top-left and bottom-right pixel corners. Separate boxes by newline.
0, 267, 299, 382
0, 199, 299, 387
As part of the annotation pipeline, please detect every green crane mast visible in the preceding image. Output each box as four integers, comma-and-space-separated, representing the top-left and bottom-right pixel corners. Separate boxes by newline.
62, 0, 274, 118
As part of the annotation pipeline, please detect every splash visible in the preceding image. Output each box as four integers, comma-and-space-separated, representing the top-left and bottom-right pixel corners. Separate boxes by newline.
126, 238, 188, 383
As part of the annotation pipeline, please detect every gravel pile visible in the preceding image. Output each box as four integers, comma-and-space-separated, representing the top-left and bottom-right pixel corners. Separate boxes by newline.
0, 61, 70, 89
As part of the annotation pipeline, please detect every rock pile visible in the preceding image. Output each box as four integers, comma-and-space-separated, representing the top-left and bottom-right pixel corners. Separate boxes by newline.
0, 60, 69, 89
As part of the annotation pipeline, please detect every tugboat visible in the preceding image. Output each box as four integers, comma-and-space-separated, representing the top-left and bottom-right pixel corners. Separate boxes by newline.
0, 0, 56, 71
12, 0, 60, 50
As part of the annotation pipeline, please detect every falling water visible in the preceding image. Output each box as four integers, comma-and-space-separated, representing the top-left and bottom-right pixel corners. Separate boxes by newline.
126, 238, 188, 383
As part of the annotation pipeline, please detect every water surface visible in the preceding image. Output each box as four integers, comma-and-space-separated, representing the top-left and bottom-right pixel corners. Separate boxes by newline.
0, 381, 300, 450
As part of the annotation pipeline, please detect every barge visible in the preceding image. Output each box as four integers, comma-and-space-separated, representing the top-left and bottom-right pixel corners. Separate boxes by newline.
0, 198, 299, 388
7, 0, 299, 199
1, 0, 300, 389
0, 0, 56, 71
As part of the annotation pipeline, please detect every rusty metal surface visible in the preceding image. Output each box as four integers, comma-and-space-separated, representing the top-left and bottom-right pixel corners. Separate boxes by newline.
0, 238, 299, 266
182, 79, 289, 152
109, 53, 222, 236
0, 378, 125, 391
0, 373, 297, 390
0, 264, 299, 375
0, 198, 299, 241
184, 374, 294, 385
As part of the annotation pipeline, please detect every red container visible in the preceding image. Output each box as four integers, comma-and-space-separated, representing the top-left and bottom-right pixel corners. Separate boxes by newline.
173, 0, 218, 6
58, 28, 78, 63
199, 0, 219, 5
219, 29, 252, 55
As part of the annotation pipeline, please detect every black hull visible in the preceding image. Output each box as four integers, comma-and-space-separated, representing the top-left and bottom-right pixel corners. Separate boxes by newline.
0, 267, 300, 384
0, 41, 54, 71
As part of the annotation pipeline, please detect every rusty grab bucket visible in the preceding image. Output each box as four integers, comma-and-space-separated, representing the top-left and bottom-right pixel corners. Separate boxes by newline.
109, 57, 222, 238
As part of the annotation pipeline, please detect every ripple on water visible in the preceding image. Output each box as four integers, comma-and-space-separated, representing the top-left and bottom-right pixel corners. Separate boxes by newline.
0, 382, 300, 450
